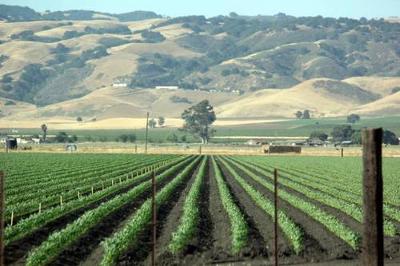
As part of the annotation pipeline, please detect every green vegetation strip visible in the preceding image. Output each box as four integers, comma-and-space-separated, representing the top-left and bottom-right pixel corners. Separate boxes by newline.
244, 157, 400, 226
218, 157, 303, 254
5, 156, 187, 245
211, 156, 248, 253
25, 156, 196, 266
231, 157, 397, 237
168, 156, 207, 253
224, 157, 360, 249
100, 156, 201, 266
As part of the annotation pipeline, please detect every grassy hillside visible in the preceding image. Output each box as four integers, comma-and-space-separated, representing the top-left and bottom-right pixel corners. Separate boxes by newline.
0, 5, 400, 121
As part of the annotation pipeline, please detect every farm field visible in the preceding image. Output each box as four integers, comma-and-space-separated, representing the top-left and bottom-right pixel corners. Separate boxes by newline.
1, 153, 400, 265
2, 115, 399, 143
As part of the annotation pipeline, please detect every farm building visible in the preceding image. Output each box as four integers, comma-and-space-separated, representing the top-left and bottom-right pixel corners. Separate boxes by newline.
155, 86, 179, 90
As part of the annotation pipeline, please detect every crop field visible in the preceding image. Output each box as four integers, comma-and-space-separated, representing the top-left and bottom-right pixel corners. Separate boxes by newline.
1, 153, 400, 265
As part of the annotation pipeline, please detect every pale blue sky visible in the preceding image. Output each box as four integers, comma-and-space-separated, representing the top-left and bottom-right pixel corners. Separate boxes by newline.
0, 0, 399, 18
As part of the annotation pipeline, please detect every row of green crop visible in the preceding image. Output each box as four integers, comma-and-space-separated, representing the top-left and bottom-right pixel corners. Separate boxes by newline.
240, 156, 400, 226
218, 157, 303, 254
211, 156, 248, 253
230, 157, 397, 237
100, 156, 202, 266
6, 156, 189, 245
224, 156, 360, 249
6, 156, 177, 221
7, 155, 167, 203
26, 156, 197, 266
168, 156, 208, 253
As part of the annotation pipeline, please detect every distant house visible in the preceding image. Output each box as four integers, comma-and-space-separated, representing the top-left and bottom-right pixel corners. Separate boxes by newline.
16, 138, 29, 144
155, 86, 179, 90
112, 83, 128, 88
341, 140, 353, 146
246, 139, 268, 146
32, 138, 41, 144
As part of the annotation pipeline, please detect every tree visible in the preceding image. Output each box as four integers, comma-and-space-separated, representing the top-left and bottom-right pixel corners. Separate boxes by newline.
332, 125, 354, 142
295, 111, 303, 119
149, 118, 157, 128
41, 124, 48, 143
303, 110, 311, 119
55, 132, 69, 143
166, 133, 178, 142
383, 130, 399, 145
347, 114, 360, 124
309, 131, 328, 141
158, 116, 165, 127
181, 100, 216, 144
116, 134, 136, 143
77, 117, 83, 122
351, 130, 362, 144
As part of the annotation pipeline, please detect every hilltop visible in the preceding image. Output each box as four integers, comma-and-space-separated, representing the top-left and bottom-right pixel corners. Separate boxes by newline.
0, 4, 400, 124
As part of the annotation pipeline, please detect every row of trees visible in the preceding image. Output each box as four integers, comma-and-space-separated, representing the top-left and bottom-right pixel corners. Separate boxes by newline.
310, 125, 399, 145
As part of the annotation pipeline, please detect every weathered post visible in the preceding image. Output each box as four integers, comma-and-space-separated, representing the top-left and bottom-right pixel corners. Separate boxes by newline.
341, 148, 344, 158
0, 171, 4, 266
145, 112, 149, 154
135, 144, 137, 154
362, 128, 383, 266
151, 170, 157, 266
274, 169, 278, 266
199, 145, 202, 155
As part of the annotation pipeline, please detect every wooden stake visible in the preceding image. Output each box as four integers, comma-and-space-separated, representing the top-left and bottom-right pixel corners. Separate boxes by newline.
151, 170, 157, 266
60, 195, 63, 206
274, 169, 278, 266
341, 148, 344, 158
362, 128, 383, 266
145, 112, 149, 154
135, 144, 137, 154
0, 171, 4, 266
199, 145, 202, 155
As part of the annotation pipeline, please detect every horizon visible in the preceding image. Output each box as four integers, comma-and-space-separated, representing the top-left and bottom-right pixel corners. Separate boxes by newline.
0, 0, 399, 19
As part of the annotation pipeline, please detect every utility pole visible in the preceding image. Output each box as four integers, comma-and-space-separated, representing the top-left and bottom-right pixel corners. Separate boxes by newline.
362, 128, 383, 266
145, 112, 149, 154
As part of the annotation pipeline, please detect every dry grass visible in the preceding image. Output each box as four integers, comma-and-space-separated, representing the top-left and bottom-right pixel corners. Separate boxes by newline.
5, 143, 400, 157
344, 76, 400, 96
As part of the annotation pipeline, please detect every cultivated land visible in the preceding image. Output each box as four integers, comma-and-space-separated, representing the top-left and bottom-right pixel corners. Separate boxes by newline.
1, 153, 400, 265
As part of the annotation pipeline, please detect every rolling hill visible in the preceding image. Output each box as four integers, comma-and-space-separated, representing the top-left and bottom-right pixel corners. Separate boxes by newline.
0, 4, 400, 126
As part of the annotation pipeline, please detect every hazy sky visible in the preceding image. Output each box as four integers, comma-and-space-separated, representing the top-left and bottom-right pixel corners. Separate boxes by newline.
1, 0, 399, 18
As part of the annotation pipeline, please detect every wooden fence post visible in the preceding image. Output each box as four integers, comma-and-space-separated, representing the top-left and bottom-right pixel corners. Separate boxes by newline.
341, 148, 344, 158
145, 112, 149, 154
362, 128, 383, 266
0, 171, 5, 266
151, 170, 157, 266
135, 144, 137, 154
274, 169, 278, 266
